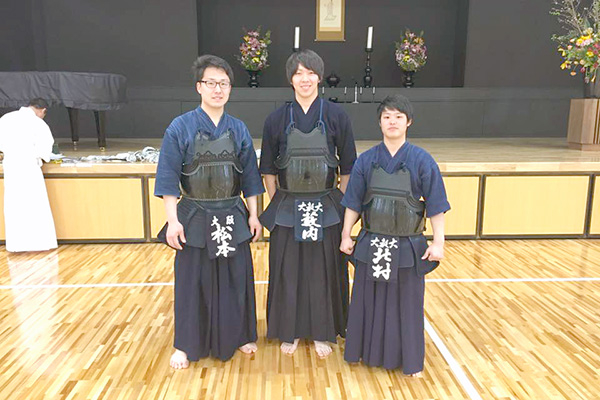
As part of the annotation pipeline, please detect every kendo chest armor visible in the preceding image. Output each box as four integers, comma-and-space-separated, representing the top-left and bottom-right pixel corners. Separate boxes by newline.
180, 130, 243, 200
274, 102, 339, 193
361, 164, 426, 236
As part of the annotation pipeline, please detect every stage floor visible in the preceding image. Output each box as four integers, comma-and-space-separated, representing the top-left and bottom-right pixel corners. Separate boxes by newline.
52, 137, 600, 173
0, 137, 598, 241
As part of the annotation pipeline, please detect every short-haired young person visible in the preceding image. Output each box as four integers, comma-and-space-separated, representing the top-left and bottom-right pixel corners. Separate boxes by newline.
155, 55, 264, 369
259, 49, 357, 357
340, 94, 450, 375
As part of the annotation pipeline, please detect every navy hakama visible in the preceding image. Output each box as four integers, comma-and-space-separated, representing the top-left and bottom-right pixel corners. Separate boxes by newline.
345, 261, 425, 372
174, 239, 257, 361
261, 189, 348, 343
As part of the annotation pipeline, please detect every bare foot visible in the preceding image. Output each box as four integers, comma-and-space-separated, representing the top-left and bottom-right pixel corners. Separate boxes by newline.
314, 340, 332, 358
280, 339, 300, 355
170, 349, 189, 369
407, 371, 423, 378
239, 342, 258, 354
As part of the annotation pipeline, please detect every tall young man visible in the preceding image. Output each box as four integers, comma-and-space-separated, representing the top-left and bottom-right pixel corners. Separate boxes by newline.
259, 50, 357, 357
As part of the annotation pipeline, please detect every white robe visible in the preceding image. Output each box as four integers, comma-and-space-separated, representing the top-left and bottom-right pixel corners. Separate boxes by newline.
0, 107, 57, 252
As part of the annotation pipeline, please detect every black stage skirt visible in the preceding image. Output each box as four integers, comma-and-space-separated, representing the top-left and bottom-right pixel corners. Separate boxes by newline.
344, 231, 431, 373
160, 197, 257, 361
260, 189, 348, 343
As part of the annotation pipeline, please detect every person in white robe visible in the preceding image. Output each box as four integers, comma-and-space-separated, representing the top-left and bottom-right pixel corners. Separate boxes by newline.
0, 98, 57, 252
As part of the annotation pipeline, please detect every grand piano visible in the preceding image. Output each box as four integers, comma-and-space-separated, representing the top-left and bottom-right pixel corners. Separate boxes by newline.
0, 71, 127, 149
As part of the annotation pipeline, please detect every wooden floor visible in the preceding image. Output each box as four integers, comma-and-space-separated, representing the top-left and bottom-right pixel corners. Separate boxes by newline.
0, 240, 599, 399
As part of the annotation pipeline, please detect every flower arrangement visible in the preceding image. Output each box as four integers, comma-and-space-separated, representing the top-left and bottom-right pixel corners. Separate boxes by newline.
237, 27, 272, 72
394, 29, 428, 72
551, 0, 600, 82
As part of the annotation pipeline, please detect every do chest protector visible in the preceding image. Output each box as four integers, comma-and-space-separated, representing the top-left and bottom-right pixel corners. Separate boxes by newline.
274, 100, 339, 193
180, 130, 243, 200
361, 164, 426, 236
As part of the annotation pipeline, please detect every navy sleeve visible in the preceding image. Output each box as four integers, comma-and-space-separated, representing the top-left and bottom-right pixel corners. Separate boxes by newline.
259, 113, 279, 175
419, 156, 451, 217
154, 124, 184, 198
336, 111, 357, 175
341, 155, 367, 213
238, 124, 266, 198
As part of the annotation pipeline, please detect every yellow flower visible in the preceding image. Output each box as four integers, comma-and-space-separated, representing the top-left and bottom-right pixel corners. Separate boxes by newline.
577, 34, 592, 46
561, 62, 568, 69
252, 57, 259, 63
587, 51, 594, 57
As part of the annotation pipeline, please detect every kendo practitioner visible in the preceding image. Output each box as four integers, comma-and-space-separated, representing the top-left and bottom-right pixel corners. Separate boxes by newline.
340, 94, 450, 376
259, 49, 357, 357
155, 55, 264, 369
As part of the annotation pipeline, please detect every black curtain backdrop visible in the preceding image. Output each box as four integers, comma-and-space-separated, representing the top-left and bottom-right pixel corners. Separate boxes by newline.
197, 0, 468, 88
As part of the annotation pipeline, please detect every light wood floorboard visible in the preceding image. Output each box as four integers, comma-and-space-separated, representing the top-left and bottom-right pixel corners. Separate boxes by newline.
0, 240, 599, 399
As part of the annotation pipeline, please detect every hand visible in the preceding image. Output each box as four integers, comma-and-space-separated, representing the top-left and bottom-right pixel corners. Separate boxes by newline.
248, 215, 262, 243
166, 220, 186, 250
421, 242, 444, 262
339, 235, 355, 255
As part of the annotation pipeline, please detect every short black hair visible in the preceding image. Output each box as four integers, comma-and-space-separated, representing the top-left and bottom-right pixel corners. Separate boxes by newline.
191, 55, 234, 85
29, 98, 49, 109
285, 49, 324, 83
377, 94, 414, 121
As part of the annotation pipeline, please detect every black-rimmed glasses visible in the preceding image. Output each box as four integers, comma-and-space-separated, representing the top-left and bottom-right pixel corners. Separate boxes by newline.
200, 80, 231, 89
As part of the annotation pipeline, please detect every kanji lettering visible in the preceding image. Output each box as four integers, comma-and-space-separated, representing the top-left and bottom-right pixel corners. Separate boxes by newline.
297, 201, 323, 241
369, 236, 398, 281
210, 215, 236, 257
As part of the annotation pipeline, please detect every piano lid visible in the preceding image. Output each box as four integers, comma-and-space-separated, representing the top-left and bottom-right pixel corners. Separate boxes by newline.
0, 71, 127, 111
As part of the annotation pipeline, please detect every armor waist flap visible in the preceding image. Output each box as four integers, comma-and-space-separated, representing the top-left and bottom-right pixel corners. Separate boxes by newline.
180, 130, 243, 200
274, 125, 339, 193
362, 164, 426, 236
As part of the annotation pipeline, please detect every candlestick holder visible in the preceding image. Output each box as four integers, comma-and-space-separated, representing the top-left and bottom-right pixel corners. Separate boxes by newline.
363, 48, 373, 88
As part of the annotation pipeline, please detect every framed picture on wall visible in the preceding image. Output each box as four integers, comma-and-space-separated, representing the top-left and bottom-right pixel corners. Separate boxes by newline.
316, 0, 345, 41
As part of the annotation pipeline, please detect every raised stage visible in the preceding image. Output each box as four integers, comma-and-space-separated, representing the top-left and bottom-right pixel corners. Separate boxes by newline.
1, 137, 599, 242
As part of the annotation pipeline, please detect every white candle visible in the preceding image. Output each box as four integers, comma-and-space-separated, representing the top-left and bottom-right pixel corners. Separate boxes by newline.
366, 26, 373, 49
294, 27, 300, 49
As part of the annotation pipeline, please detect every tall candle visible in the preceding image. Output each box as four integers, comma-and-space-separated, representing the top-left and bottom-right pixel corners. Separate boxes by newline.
294, 27, 300, 49
366, 26, 373, 49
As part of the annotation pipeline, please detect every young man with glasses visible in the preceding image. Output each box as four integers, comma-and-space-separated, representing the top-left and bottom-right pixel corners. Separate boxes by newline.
155, 55, 264, 369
